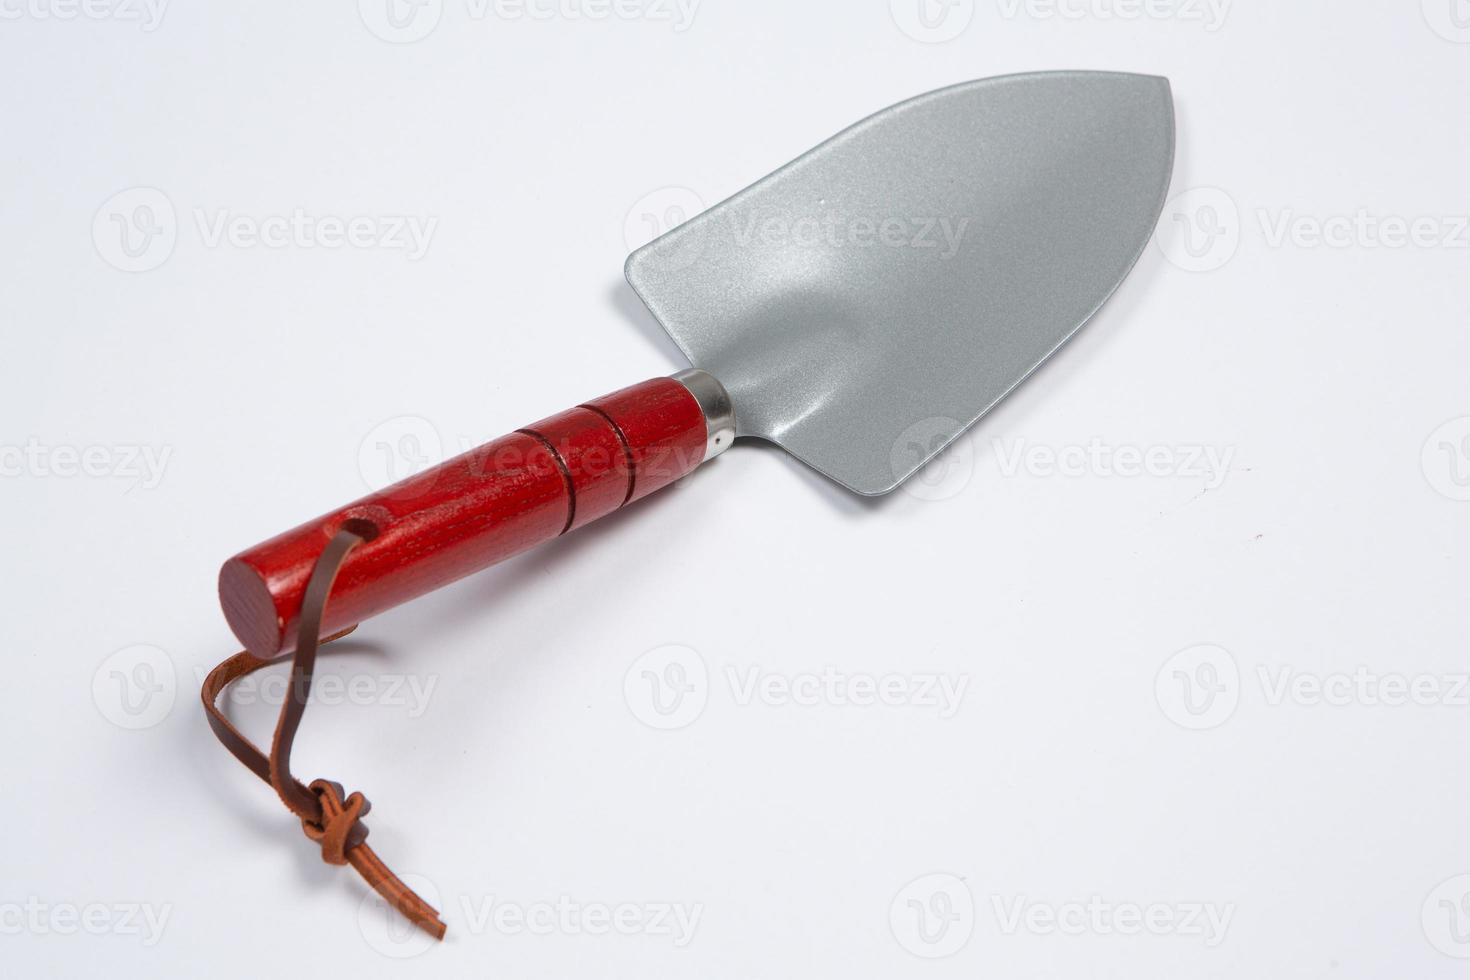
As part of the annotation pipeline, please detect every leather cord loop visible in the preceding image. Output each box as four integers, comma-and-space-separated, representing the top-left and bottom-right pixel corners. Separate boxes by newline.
201, 530, 447, 941
301, 779, 369, 865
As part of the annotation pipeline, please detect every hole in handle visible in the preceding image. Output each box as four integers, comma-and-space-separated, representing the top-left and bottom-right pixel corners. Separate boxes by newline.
338, 516, 382, 542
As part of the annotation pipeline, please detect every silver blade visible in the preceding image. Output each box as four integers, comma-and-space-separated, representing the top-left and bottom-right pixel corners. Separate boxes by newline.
626, 70, 1175, 495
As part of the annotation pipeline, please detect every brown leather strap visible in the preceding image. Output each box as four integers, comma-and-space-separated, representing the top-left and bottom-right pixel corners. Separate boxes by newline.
202, 530, 446, 940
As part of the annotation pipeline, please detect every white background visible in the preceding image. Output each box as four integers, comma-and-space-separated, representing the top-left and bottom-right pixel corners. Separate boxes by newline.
3, 1, 1469, 976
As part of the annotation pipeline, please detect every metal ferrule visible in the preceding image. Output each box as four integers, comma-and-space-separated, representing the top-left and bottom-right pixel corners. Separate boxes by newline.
672, 369, 736, 461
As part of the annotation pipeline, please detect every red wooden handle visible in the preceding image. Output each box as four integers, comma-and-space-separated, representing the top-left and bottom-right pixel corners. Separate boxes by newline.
220, 377, 710, 658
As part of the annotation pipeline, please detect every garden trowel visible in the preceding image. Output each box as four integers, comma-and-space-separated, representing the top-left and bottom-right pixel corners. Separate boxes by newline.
204, 69, 1175, 939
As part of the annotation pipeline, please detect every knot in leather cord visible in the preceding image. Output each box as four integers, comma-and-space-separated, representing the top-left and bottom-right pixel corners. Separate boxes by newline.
202, 530, 447, 941
301, 780, 370, 865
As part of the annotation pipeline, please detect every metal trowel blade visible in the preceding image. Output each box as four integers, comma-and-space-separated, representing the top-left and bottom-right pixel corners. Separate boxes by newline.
626, 70, 1176, 495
